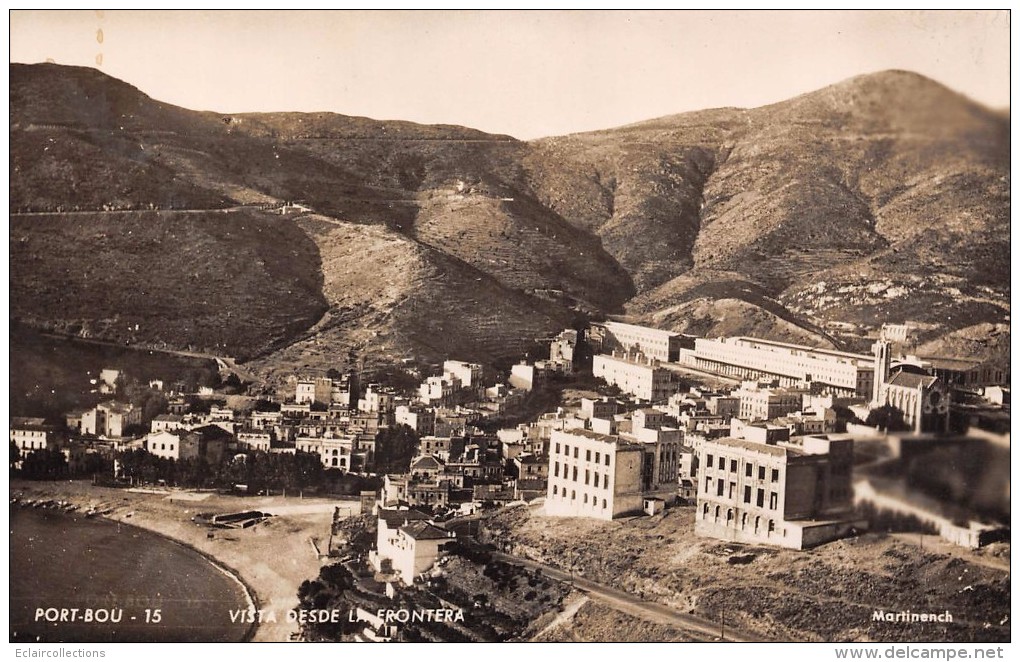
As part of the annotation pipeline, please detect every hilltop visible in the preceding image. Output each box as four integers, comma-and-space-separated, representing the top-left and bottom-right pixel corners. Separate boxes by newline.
8, 64, 1010, 375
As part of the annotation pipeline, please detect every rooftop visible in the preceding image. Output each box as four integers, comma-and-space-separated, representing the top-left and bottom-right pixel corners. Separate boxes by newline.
886, 372, 939, 389
378, 508, 431, 528
705, 436, 805, 458
400, 521, 453, 541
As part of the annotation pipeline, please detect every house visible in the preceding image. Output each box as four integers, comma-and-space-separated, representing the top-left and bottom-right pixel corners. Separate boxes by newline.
236, 429, 272, 452
509, 363, 539, 391
99, 368, 121, 394
146, 430, 185, 460
370, 509, 454, 586
695, 434, 861, 549
151, 414, 186, 433
81, 401, 142, 438
295, 377, 334, 405
549, 329, 578, 372
10, 418, 63, 457
146, 425, 231, 463
395, 405, 436, 436
512, 452, 548, 480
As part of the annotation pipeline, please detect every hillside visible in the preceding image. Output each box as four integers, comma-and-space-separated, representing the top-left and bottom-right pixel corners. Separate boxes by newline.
8, 64, 1010, 375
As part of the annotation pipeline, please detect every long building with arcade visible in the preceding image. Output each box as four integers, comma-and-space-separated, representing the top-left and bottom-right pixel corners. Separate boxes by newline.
681, 337, 877, 397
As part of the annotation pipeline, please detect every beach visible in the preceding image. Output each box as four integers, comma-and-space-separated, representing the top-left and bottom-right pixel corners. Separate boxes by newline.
10, 479, 359, 642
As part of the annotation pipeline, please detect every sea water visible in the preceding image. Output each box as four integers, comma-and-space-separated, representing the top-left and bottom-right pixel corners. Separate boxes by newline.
10, 507, 252, 642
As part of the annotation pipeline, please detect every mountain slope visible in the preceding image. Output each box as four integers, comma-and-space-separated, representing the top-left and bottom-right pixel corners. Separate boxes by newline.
8, 64, 1010, 375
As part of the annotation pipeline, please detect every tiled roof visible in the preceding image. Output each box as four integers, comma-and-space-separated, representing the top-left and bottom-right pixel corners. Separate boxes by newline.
397, 522, 450, 542
886, 372, 938, 389
378, 508, 430, 528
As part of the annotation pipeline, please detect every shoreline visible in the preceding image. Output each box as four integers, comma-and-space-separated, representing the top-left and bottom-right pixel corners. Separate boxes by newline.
155, 525, 262, 643
10, 480, 349, 642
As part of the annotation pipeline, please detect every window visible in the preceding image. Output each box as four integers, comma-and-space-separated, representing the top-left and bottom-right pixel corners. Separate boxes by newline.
571, 490, 576, 500
574, 447, 579, 459
757, 488, 765, 508
705, 477, 712, 493
554, 462, 559, 477
744, 485, 751, 503
553, 485, 558, 495
572, 466, 578, 481
728, 482, 735, 499
769, 492, 778, 510
707, 453, 714, 467
718, 456, 726, 470
730, 459, 738, 473
586, 449, 592, 462
758, 466, 766, 481
564, 444, 569, 456
555, 443, 561, 454
585, 470, 590, 485
771, 469, 779, 483
594, 472, 599, 486
603, 475, 609, 489
595, 452, 600, 464
602, 499, 608, 509
583, 493, 588, 504
605, 455, 611, 467
717, 480, 724, 497
745, 463, 753, 477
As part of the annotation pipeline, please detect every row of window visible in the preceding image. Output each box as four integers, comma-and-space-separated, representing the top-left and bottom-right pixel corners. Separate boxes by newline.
551, 484, 608, 509
554, 442, 612, 467
703, 477, 780, 509
553, 462, 610, 489
705, 453, 780, 482
700, 503, 782, 536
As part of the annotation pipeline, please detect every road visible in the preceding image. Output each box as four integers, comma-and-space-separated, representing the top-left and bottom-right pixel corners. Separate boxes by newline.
32, 329, 265, 386
489, 550, 766, 642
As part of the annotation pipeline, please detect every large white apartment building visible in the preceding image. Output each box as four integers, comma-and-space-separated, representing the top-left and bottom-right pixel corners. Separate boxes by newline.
592, 321, 685, 363
545, 428, 679, 520
593, 352, 675, 401
684, 337, 875, 396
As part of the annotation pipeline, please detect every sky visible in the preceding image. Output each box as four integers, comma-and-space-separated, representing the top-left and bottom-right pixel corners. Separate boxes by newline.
8, 9, 1012, 140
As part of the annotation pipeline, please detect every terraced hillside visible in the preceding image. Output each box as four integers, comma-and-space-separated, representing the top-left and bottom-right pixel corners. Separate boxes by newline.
9, 63, 1010, 376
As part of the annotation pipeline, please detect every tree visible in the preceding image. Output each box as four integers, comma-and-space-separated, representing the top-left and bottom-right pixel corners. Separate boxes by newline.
866, 405, 909, 432
374, 425, 419, 474
20, 448, 67, 480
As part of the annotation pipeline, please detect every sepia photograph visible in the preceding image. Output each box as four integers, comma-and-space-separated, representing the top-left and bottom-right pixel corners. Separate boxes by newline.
6, 8, 1012, 652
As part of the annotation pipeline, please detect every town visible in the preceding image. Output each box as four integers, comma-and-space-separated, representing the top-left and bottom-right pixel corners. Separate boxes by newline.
10, 319, 1011, 642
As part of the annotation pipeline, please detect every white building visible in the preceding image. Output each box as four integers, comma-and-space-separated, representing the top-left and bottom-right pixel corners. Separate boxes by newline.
593, 352, 675, 402
685, 337, 875, 397
10, 418, 60, 457
443, 360, 482, 389
509, 363, 538, 391
595, 321, 685, 362
370, 509, 455, 586
545, 428, 679, 520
